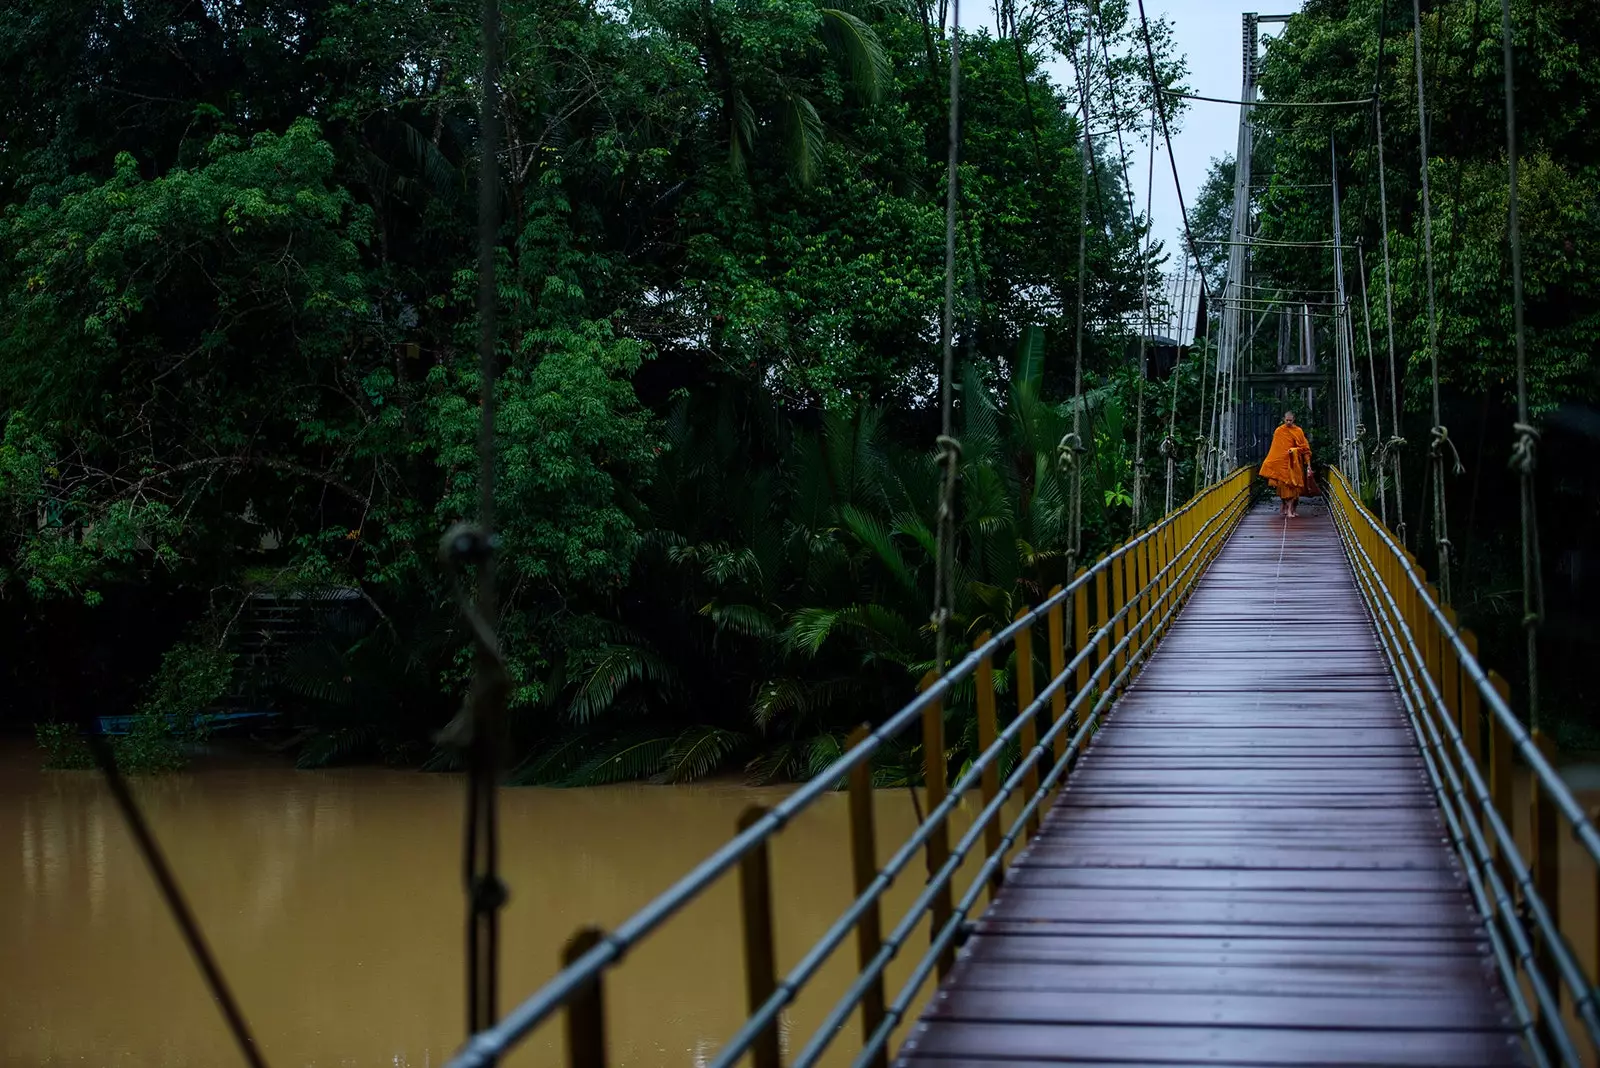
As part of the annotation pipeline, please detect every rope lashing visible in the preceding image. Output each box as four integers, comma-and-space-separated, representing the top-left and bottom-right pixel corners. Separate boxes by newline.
1430, 425, 1466, 477
1508, 422, 1545, 633
1509, 421, 1540, 476
437, 524, 513, 747
936, 434, 964, 493
1056, 432, 1085, 473
1375, 434, 1408, 463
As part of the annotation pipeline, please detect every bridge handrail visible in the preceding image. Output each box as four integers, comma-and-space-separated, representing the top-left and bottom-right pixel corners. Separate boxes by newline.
1329, 469, 1600, 870
1327, 467, 1600, 1061
448, 468, 1256, 1068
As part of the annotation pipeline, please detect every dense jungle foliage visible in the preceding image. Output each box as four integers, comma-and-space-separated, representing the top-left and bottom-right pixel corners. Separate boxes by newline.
1, 0, 1592, 778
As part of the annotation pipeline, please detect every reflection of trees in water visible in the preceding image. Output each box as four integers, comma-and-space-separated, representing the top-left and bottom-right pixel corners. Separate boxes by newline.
12, 767, 367, 943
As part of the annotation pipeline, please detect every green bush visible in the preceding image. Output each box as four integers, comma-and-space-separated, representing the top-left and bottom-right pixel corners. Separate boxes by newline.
35, 722, 94, 770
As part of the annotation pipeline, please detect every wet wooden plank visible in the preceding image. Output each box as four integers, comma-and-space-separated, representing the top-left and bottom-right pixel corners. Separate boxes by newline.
899, 1023, 1525, 1067
894, 503, 1525, 1068
920, 988, 1514, 1031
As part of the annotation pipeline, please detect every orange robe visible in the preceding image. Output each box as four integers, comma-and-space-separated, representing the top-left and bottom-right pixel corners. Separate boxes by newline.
1259, 423, 1312, 499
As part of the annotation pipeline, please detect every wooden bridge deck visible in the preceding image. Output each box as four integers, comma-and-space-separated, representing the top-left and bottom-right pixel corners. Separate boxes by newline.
896, 501, 1524, 1067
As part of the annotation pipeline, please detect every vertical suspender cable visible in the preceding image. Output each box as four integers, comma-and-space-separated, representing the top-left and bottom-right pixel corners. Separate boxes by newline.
1060, 0, 1096, 574
1129, 109, 1157, 531
932, 0, 962, 676
1373, 3, 1408, 545
1165, 254, 1189, 513
1411, 0, 1457, 603
1496, 0, 1543, 729
1357, 243, 1387, 525
1195, 286, 1212, 494
458, 0, 511, 1043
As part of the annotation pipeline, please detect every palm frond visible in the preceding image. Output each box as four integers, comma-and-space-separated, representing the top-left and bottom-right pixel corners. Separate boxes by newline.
838, 504, 915, 591
1012, 324, 1046, 399
783, 92, 826, 186
654, 726, 748, 783
750, 676, 864, 732
561, 732, 674, 786
891, 509, 938, 562
700, 601, 780, 639
279, 640, 355, 706
509, 729, 599, 785
804, 732, 850, 788
820, 9, 892, 104
783, 604, 919, 659
567, 643, 678, 723
746, 739, 808, 785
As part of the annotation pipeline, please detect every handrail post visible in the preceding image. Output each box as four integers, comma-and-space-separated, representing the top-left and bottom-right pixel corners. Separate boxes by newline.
563, 928, 608, 1068
1135, 532, 1152, 667
1111, 553, 1127, 678
737, 807, 783, 1068
918, 673, 955, 980
1047, 588, 1067, 769
1158, 521, 1174, 637
1459, 628, 1483, 768
975, 633, 1002, 899
1529, 722, 1561, 1011
1487, 671, 1515, 872
846, 724, 888, 1068
1423, 582, 1442, 693
1014, 608, 1040, 840
1073, 568, 1090, 702
1093, 560, 1110, 700
1439, 604, 1462, 767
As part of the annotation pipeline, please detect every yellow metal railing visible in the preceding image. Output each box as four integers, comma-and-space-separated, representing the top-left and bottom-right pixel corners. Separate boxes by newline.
448, 467, 1256, 1068
1327, 466, 1600, 1066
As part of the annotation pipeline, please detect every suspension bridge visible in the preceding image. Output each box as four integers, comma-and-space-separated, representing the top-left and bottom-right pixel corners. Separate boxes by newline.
434, 470, 1595, 1068
67, 0, 1593, 1064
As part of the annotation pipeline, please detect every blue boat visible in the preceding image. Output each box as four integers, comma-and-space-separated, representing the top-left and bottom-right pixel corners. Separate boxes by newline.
95, 710, 281, 736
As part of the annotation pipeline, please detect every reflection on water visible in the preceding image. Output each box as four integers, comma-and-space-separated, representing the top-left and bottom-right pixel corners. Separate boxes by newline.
0, 745, 1003, 1068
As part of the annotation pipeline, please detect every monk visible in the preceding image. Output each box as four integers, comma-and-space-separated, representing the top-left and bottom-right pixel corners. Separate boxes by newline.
1259, 410, 1312, 518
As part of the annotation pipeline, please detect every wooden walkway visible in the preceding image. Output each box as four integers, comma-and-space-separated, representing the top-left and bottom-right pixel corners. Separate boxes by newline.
897, 501, 1525, 1067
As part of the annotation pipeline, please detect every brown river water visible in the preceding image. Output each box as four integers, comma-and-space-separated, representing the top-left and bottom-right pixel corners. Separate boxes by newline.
0, 743, 1013, 1068
6, 741, 1600, 1068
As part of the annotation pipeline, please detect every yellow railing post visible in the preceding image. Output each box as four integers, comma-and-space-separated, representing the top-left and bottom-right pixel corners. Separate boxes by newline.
1439, 605, 1461, 756
974, 634, 1002, 899
1073, 568, 1090, 699
1530, 723, 1561, 1002
737, 807, 783, 1068
1422, 582, 1442, 695
1460, 629, 1483, 768
1014, 608, 1040, 840
1136, 531, 1152, 658
1047, 587, 1067, 767
1111, 550, 1127, 678
918, 673, 954, 980
846, 724, 888, 1066
1487, 671, 1515, 870
1094, 559, 1110, 690
563, 928, 609, 1068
